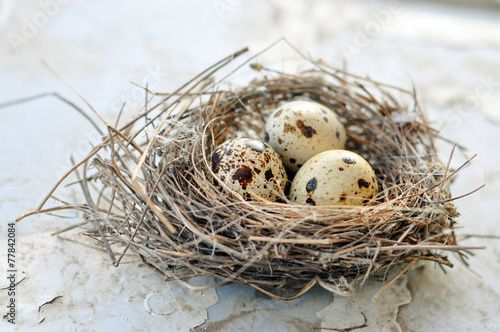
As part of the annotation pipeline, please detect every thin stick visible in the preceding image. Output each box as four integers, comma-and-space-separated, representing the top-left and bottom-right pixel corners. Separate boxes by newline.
372, 260, 417, 302
248, 236, 344, 245
0, 92, 104, 136
41, 60, 108, 126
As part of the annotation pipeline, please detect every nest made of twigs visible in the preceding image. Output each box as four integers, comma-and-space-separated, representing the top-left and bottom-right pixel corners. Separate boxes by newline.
20, 47, 477, 300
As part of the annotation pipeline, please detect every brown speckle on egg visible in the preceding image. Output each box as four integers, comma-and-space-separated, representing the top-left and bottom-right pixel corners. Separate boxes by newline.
232, 166, 253, 190
296, 120, 316, 138
305, 177, 317, 193
358, 178, 370, 188
305, 197, 316, 205
211, 151, 224, 173
284, 123, 296, 134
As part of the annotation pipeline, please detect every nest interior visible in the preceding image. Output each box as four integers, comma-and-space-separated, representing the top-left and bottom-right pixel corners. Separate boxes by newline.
23, 49, 471, 300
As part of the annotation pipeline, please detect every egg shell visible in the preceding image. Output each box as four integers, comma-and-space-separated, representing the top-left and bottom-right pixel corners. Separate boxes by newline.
290, 150, 378, 206
264, 100, 346, 174
210, 137, 288, 201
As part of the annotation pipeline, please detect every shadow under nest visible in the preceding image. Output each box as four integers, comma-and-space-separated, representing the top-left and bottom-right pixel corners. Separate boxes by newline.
26, 48, 477, 300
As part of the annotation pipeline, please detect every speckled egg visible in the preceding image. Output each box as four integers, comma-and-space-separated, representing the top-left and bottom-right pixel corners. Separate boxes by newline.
210, 137, 288, 201
290, 150, 378, 206
264, 100, 346, 174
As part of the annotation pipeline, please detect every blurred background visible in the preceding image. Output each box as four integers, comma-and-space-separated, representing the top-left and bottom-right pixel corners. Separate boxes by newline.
1, 0, 499, 330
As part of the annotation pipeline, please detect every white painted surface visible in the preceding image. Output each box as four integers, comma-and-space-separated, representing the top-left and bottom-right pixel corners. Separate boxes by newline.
1, 1, 499, 330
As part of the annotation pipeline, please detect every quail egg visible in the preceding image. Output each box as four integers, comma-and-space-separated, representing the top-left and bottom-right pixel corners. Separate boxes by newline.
210, 137, 288, 201
290, 150, 378, 206
264, 100, 346, 174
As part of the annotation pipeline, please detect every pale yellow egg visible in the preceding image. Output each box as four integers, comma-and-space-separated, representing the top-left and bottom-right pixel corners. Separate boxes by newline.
264, 100, 346, 174
290, 150, 378, 206
210, 138, 288, 201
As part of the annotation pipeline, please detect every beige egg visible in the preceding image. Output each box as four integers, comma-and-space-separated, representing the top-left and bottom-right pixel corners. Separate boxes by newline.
210, 137, 288, 201
264, 100, 346, 174
290, 150, 378, 206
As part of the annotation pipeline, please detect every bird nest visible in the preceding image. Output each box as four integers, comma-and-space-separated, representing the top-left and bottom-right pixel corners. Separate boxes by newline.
19, 47, 478, 300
